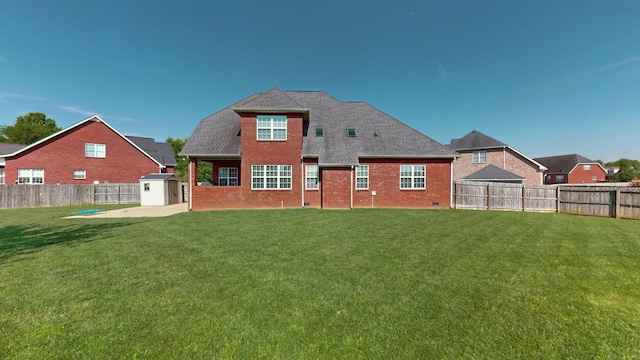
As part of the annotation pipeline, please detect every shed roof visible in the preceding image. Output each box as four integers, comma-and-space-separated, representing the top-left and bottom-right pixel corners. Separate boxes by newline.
462, 164, 525, 181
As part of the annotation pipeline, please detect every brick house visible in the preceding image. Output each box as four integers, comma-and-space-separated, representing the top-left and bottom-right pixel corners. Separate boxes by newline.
180, 88, 460, 210
534, 154, 606, 184
0, 115, 176, 185
447, 130, 547, 185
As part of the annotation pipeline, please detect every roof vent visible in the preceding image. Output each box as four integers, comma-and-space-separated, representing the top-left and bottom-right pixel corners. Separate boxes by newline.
315, 127, 324, 137
347, 128, 356, 137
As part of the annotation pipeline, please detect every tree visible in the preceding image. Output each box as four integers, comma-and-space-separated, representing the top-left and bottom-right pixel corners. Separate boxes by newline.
613, 158, 639, 182
165, 137, 212, 182
0, 112, 61, 144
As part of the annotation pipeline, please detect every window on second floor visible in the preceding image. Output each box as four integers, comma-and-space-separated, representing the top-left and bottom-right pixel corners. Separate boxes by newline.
85, 143, 106, 158
583, 164, 591, 170
257, 116, 287, 140
472, 151, 487, 163
556, 175, 565, 182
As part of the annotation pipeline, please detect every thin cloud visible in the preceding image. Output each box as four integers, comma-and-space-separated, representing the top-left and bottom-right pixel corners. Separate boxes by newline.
436, 61, 449, 85
0, 92, 45, 101
56, 105, 101, 118
584, 55, 640, 74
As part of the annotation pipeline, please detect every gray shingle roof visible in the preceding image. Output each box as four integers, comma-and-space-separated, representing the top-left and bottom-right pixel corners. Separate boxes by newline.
533, 154, 596, 173
447, 130, 507, 150
141, 173, 179, 180
126, 136, 177, 166
462, 164, 525, 181
0, 143, 27, 156
181, 89, 459, 165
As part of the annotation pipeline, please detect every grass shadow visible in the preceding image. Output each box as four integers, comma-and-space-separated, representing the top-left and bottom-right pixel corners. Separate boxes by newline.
0, 222, 136, 262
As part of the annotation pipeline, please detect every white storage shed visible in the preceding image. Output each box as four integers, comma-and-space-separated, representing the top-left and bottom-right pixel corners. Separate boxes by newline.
140, 173, 181, 206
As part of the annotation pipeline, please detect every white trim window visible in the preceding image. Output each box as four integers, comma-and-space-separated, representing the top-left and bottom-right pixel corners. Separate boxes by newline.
356, 165, 368, 189
400, 165, 425, 189
252, 165, 292, 190
472, 151, 487, 163
257, 115, 287, 140
73, 170, 86, 179
18, 169, 44, 184
583, 164, 591, 170
0, 168, 4, 184
218, 167, 238, 186
306, 165, 318, 190
85, 143, 106, 158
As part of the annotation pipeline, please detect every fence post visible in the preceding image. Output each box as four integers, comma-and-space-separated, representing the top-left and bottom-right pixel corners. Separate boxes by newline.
486, 183, 491, 210
556, 186, 560, 213
522, 184, 526, 212
616, 188, 621, 219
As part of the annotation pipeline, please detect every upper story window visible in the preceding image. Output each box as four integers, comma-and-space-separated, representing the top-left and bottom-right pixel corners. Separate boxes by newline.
257, 116, 287, 140
583, 164, 591, 170
472, 151, 487, 163
85, 143, 106, 158
18, 169, 44, 184
556, 175, 565, 182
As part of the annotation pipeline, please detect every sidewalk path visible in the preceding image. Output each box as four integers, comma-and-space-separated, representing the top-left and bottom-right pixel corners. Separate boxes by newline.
67, 203, 188, 218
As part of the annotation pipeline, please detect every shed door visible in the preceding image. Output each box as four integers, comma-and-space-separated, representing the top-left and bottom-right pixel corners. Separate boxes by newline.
168, 180, 180, 205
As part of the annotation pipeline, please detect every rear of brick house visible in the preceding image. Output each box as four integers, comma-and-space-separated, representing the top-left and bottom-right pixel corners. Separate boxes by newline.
181, 88, 460, 210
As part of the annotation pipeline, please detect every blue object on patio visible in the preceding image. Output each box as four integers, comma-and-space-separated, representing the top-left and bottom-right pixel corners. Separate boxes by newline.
72, 209, 105, 216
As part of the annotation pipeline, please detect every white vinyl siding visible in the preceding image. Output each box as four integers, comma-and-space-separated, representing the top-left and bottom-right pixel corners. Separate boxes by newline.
252, 165, 292, 190
257, 116, 287, 140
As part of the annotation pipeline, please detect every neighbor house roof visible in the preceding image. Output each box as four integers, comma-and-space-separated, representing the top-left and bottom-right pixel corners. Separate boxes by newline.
534, 154, 603, 173
126, 136, 177, 166
0, 143, 27, 156
181, 88, 460, 165
462, 164, 525, 181
0, 115, 168, 169
448, 130, 547, 171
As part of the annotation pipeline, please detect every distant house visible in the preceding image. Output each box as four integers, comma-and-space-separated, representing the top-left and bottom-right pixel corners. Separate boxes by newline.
533, 154, 606, 184
180, 87, 460, 210
0, 115, 176, 185
446, 130, 547, 185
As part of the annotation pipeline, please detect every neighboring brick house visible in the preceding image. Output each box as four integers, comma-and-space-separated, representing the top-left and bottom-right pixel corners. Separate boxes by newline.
447, 130, 547, 185
180, 88, 460, 210
534, 154, 606, 184
0, 115, 176, 185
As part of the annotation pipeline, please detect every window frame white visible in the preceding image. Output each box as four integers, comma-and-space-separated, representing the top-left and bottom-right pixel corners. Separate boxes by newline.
252, 164, 292, 190
218, 167, 239, 186
85, 143, 106, 158
399, 165, 426, 190
73, 169, 87, 180
472, 151, 487, 163
18, 168, 44, 184
583, 164, 591, 170
257, 115, 287, 141
305, 165, 319, 190
356, 165, 369, 190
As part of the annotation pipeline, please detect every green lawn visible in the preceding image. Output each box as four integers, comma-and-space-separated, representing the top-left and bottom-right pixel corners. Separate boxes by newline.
1, 206, 639, 359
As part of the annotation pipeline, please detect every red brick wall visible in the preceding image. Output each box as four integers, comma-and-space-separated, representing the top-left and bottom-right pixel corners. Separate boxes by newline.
4, 120, 160, 184
353, 158, 452, 208
569, 164, 606, 183
321, 167, 352, 209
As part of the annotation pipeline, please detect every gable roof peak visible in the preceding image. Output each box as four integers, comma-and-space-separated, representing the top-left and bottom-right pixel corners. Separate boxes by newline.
232, 87, 308, 113
448, 129, 507, 150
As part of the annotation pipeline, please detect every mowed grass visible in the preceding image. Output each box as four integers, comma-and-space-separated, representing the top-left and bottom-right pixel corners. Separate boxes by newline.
1, 206, 639, 359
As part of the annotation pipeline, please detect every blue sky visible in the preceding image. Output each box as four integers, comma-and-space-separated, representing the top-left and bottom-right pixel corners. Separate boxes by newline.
1, 0, 639, 162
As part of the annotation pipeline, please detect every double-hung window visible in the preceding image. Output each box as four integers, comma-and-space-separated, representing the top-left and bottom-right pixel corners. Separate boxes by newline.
583, 165, 591, 170
306, 165, 318, 189
400, 165, 425, 189
257, 116, 287, 140
472, 151, 486, 163
85, 143, 106, 158
218, 167, 238, 186
252, 165, 292, 189
18, 169, 44, 184
356, 165, 368, 189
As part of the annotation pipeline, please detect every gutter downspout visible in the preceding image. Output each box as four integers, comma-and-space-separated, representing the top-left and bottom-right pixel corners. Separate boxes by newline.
301, 157, 304, 208
350, 165, 354, 210
450, 159, 454, 209
188, 157, 193, 211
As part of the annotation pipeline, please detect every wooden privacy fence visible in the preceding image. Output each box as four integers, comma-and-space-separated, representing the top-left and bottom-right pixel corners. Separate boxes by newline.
0, 184, 140, 209
454, 182, 640, 220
